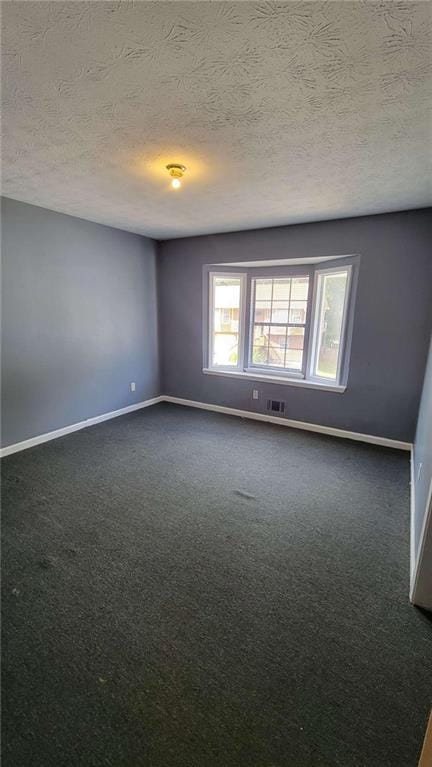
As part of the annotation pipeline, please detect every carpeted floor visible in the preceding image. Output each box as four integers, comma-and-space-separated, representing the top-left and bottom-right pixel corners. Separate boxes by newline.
2, 402, 431, 767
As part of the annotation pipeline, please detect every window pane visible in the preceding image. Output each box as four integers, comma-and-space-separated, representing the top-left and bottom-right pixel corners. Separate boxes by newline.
273, 279, 291, 301
269, 328, 286, 366
271, 302, 289, 323
254, 301, 271, 323
255, 280, 272, 300
287, 327, 305, 349
291, 277, 309, 301
289, 301, 307, 324
314, 271, 349, 380
213, 333, 239, 366
252, 324, 305, 371
252, 324, 269, 364
253, 346, 269, 365
253, 324, 268, 345
250, 276, 310, 373
212, 277, 241, 366
285, 328, 304, 370
269, 329, 287, 348
268, 349, 285, 366
285, 348, 303, 369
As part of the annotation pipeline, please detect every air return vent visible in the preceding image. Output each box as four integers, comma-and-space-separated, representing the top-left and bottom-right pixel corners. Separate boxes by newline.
267, 399, 285, 414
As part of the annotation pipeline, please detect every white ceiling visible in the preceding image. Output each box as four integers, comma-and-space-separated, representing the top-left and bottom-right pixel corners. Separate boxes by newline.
3, 1, 431, 240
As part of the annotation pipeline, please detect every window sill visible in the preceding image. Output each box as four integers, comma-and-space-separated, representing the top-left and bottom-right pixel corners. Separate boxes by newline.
202, 368, 346, 393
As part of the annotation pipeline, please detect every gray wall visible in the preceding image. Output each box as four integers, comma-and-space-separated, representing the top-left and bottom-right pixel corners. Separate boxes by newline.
1, 198, 160, 447
412, 334, 432, 609
159, 209, 432, 442
3, 200, 431, 448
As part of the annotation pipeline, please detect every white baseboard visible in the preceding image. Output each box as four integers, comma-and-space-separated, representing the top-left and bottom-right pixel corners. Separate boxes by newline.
1, 393, 412, 458
163, 395, 412, 451
0, 396, 163, 458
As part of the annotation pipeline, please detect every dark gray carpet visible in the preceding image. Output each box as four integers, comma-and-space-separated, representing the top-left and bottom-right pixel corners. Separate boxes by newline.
2, 402, 431, 767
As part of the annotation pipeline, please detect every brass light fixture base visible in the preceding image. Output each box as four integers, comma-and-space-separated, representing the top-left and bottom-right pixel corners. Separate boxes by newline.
166, 163, 186, 179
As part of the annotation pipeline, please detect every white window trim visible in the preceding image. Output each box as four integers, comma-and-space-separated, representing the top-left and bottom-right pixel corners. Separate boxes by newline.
306, 265, 353, 386
202, 367, 346, 392
244, 367, 304, 379
208, 271, 247, 372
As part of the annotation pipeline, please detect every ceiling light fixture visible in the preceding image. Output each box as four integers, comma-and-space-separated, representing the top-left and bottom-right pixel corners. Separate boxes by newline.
166, 163, 186, 190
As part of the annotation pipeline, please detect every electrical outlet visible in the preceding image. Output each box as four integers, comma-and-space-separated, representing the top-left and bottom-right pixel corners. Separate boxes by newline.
130, 382, 136, 392
417, 462, 423, 482
252, 389, 259, 400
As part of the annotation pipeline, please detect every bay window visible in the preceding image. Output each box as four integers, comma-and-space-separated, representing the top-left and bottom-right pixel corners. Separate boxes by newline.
205, 260, 356, 391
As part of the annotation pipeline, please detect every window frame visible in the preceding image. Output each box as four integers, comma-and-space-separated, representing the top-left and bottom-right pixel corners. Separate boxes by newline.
306, 265, 353, 385
245, 273, 312, 380
208, 271, 247, 372
205, 260, 357, 391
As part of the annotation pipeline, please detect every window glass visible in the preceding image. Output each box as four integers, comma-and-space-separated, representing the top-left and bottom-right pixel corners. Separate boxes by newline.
255, 281, 272, 301
212, 277, 241, 367
208, 267, 353, 387
286, 327, 305, 370
273, 280, 291, 301
271, 303, 289, 323
313, 270, 349, 380
251, 277, 309, 372
291, 278, 309, 301
254, 302, 271, 323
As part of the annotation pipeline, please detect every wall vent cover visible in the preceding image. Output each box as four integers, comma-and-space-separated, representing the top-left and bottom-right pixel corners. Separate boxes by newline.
267, 399, 285, 414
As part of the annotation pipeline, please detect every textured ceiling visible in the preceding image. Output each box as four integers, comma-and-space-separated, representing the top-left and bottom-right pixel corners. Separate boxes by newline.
2, 1, 431, 239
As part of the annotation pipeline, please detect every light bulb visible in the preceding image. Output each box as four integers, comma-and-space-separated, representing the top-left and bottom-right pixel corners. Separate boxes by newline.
166, 163, 186, 189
